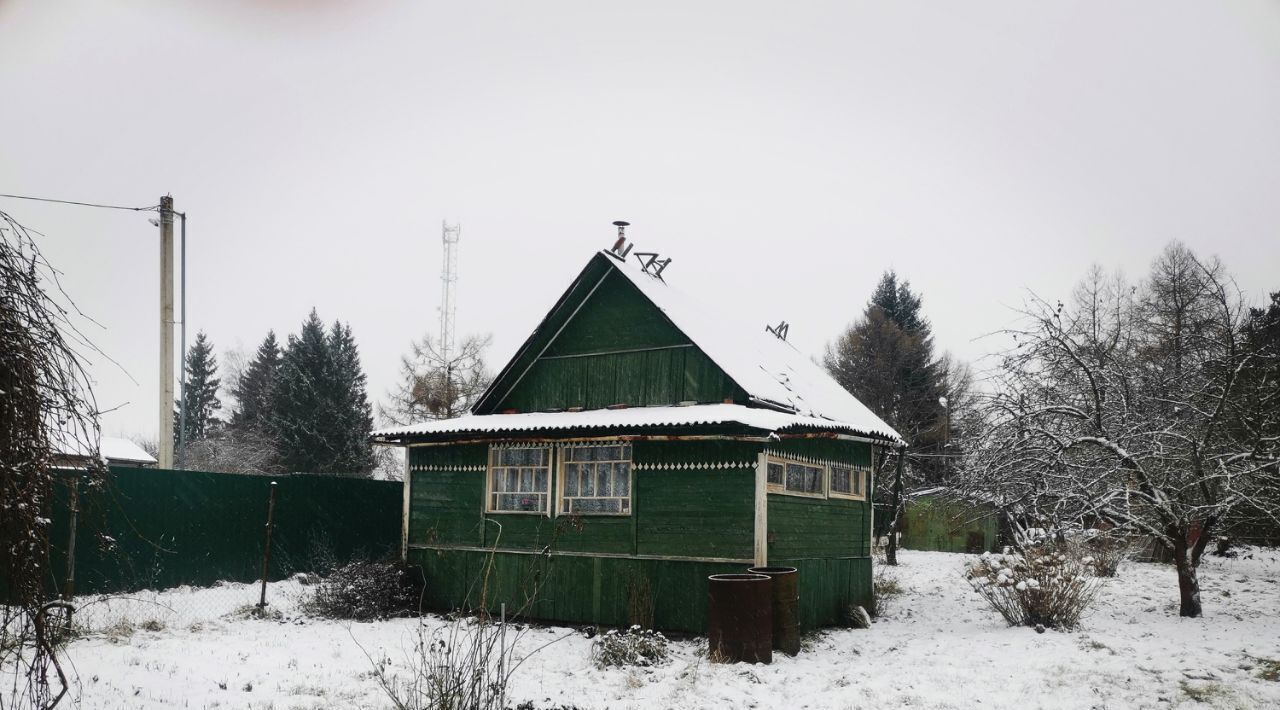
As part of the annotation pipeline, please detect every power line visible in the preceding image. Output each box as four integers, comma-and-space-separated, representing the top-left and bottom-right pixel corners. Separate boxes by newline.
0, 193, 160, 212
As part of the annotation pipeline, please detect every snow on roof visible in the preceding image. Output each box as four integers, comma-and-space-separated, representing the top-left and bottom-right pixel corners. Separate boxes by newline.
374, 402, 892, 440
604, 251, 902, 443
53, 433, 157, 465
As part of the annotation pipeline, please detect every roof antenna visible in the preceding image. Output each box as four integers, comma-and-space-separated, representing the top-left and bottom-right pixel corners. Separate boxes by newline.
609, 220, 633, 260
766, 320, 790, 341
633, 251, 672, 280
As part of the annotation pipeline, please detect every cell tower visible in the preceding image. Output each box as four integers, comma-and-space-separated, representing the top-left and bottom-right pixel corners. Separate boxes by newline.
439, 221, 461, 366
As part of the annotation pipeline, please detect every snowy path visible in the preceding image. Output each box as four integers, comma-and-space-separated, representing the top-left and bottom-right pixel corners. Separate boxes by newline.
61, 549, 1280, 709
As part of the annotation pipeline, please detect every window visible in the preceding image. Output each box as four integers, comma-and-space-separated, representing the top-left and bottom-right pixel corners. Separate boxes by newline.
561, 443, 632, 515
767, 461, 784, 487
767, 456, 825, 497
830, 464, 867, 499
487, 446, 551, 514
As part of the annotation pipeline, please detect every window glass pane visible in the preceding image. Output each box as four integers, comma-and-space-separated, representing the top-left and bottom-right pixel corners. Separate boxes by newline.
535, 469, 548, 492
768, 462, 784, 485
581, 467, 594, 496
597, 462, 612, 496
564, 465, 579, 496
805, 466, 821, 493
614, 464, 630, 496
831, 466, 851, 494
785, 463, 805, 491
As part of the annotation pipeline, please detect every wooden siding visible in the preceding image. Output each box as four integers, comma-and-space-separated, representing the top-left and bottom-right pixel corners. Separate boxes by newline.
901, 496, 999, 554
485, 267, 747, 413
408, 440, 756, 559
409, 547, 746, 632
406, 435, 875, 632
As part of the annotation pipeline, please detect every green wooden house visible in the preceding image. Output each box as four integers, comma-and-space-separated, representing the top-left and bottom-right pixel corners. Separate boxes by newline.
373, 243, 902, 633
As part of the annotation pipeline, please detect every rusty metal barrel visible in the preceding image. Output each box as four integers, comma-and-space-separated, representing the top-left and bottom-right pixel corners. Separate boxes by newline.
748, 566, 800, 656
707, 573, 773, 664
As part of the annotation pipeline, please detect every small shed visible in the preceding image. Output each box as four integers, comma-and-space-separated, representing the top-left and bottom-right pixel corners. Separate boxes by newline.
53, 434, 157, 469
900, 487, 1000, 554
373, 245, 902, 632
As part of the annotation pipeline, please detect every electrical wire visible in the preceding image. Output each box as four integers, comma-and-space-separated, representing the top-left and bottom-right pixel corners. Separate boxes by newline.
0, 193, 160, 212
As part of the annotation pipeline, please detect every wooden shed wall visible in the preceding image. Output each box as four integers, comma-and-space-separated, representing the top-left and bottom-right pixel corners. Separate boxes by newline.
405, 437, 875, 632
900, 495, 998, 554
485, 270, 747, 413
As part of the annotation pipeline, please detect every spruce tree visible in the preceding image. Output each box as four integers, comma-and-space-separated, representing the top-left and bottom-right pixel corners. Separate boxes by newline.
327, 320, 376, 473
271, 310, 375, 475
174, 331, 222, 444
825, 270, 958, 564
231, 331, 281, 434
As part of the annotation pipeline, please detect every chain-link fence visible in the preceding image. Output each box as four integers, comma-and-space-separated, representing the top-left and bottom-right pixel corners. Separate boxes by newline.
47, 466, 402, 632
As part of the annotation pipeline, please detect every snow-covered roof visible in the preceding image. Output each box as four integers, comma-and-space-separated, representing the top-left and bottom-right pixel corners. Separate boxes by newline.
53, 433, 157, 465
604, 251, 901, 443
374, 403, 890, 440
376, 247, 903, 445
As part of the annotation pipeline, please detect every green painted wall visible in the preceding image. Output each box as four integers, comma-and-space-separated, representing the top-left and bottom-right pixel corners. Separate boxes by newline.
484, 267, 747, 413
406, 437, 875, 632
900, 495, 998, 554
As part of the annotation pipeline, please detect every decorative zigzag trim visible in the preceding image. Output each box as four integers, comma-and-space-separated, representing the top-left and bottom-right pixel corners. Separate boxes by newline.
633, 461, 754, 471
763, 449, 873, 473
408, 463, 485, 473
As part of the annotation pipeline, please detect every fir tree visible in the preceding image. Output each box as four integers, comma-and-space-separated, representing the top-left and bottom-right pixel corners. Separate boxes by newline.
327, 320, 376, 473
174, 331, 222, 444
825, 271, 963, 564
271, 310, 375, 475
231, 331, 281, 434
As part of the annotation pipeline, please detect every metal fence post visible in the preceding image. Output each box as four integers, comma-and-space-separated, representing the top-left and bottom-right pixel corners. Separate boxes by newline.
257, 481, 279, 609
62, 475, 79, 602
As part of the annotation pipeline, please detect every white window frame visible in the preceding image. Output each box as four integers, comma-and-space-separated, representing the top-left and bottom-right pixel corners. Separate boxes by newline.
828, 462, 870, 501
557, 442, 634, 517
765, 456, 827, 499
485, 444, 553, 516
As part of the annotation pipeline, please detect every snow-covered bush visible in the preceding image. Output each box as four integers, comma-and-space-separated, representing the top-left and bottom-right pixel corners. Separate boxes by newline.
965, 544, 1102, 629
590, 626, 670, 669
306, 560, 424, 621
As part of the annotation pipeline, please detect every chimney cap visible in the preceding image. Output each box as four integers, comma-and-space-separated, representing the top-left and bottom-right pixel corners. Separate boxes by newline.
612, 220, 630, 227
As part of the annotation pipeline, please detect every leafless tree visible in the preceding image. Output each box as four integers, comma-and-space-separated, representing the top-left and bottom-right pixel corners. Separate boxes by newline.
2, 209, 105, 708
381, 333, 492, 426
963, 244, 1280, 617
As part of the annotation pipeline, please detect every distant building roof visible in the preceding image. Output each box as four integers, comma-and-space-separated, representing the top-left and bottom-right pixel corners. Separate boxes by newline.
53, 433, 157, 466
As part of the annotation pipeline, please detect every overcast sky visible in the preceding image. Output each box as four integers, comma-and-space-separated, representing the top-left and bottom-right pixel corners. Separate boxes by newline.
3, 1, 1279, 440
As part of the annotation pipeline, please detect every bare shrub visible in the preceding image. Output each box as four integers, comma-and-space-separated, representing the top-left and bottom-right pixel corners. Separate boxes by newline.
591, 626, 670, 669
1082, 535, 1132, 578
869, 565, 902, 617
965, 543, 1102, 629
2, 208, 107, 708
366, 614, 570, 710
307, 560, 424, 621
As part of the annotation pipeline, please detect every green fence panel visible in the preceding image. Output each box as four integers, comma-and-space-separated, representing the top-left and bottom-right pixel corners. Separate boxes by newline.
46, 466, 402, 595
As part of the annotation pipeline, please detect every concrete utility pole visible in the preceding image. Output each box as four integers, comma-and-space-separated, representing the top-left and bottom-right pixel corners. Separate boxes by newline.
158, 195, 175, 469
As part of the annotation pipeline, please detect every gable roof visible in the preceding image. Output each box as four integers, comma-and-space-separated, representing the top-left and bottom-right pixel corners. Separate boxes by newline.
377, 249, 902, 445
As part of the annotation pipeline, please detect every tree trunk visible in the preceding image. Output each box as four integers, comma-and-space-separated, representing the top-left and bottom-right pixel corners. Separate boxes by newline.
1169, 526, 1203, 618
885, 447, 906, 566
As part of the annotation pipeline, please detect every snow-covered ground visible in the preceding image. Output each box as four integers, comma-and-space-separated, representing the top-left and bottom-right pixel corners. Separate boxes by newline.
59, 549, 1280, 709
